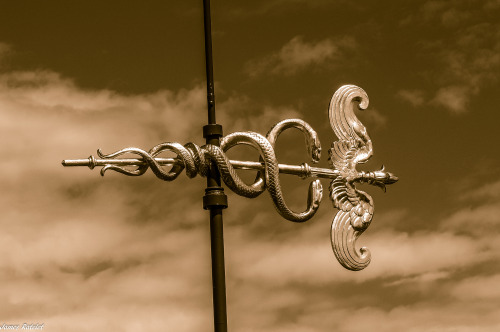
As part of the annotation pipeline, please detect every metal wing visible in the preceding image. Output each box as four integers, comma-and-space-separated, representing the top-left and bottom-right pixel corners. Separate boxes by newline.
329, 84, 372, 171
328, 85, 374, 271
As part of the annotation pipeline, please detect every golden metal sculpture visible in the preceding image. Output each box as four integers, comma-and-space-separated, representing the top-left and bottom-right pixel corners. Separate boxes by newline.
329, 85, 398, 270
63, 84, 398, 270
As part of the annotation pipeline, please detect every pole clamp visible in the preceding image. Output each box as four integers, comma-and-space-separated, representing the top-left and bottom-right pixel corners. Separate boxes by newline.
203, 187, 228, 210
203, 124, 223, 139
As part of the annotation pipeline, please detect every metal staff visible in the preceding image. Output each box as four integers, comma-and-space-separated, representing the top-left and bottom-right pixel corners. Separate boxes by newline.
62, 157, 339, 179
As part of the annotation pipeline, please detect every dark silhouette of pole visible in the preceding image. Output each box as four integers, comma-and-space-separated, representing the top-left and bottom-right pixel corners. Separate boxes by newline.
202, 1, 228, 331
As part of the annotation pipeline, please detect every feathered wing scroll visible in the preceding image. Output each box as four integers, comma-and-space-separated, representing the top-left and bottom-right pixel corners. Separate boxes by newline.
328, 85, 374, 271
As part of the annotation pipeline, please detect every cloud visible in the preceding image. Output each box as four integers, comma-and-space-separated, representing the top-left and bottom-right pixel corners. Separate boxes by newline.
431, 85, 470, 114
217, 93, 302, 133
245, 36, 356, 77
484, 0, 500, 9
361, 107, 387, 129
230, 224, 493, 286
459, 178, 500, 201
397, 89, 425, 107
402, 0, 471, 27
227, 267, 500, 332
0, 67, 219, 328
441, 181, 500, 237
440, 7, 471, 27
384, 271, 450, 287
221, 172, 500, 331
399, 1, 500, 114
1, 44, 499, 331
0, 62, 320, 330
431, 23, 500, 113
451, 274, 500, 301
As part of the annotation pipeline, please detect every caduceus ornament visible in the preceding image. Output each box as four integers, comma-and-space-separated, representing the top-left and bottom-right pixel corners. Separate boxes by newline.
63, 85, 398, 271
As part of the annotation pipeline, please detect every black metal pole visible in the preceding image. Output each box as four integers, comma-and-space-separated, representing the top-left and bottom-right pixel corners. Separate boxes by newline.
202, 1, 228, 332
203, 0, 216, 125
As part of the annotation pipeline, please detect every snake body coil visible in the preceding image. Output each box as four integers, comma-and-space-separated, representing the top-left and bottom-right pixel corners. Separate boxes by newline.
98, 119, 323, 222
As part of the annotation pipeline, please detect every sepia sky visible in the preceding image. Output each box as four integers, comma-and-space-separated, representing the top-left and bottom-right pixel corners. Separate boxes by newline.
1, 1, 500, 331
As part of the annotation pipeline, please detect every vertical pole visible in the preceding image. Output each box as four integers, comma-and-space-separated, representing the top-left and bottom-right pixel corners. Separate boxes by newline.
202, 1, 228, 332
203, 0, 216, 125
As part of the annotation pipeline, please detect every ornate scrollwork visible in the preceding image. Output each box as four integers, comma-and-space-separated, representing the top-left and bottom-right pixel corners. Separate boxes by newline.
328, 85, 398, 270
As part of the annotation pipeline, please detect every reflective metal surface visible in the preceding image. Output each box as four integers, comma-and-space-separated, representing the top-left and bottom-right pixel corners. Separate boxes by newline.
62, 85, 398, 270
62, 157, 339, 179
329, 85, 398, 270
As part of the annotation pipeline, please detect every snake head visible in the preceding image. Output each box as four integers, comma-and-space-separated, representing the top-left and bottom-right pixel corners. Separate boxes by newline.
306, 134, 322, 163
372, 165, 399, 192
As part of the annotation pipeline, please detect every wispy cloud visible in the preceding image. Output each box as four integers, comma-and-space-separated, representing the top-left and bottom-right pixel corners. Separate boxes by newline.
217, 93, 301, 132
245, 36, 356, 77
397, 89, 425, 107
399, 1, 500, 114
431, 23, 500, 113
459, 178, 500, 201
451, 274, 500, 301
431, 85, 470, 114
402, 0, 471, 27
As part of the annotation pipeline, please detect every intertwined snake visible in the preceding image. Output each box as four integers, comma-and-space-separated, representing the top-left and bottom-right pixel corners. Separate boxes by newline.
64, 84, 399, 271
98, 119, 323, 222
